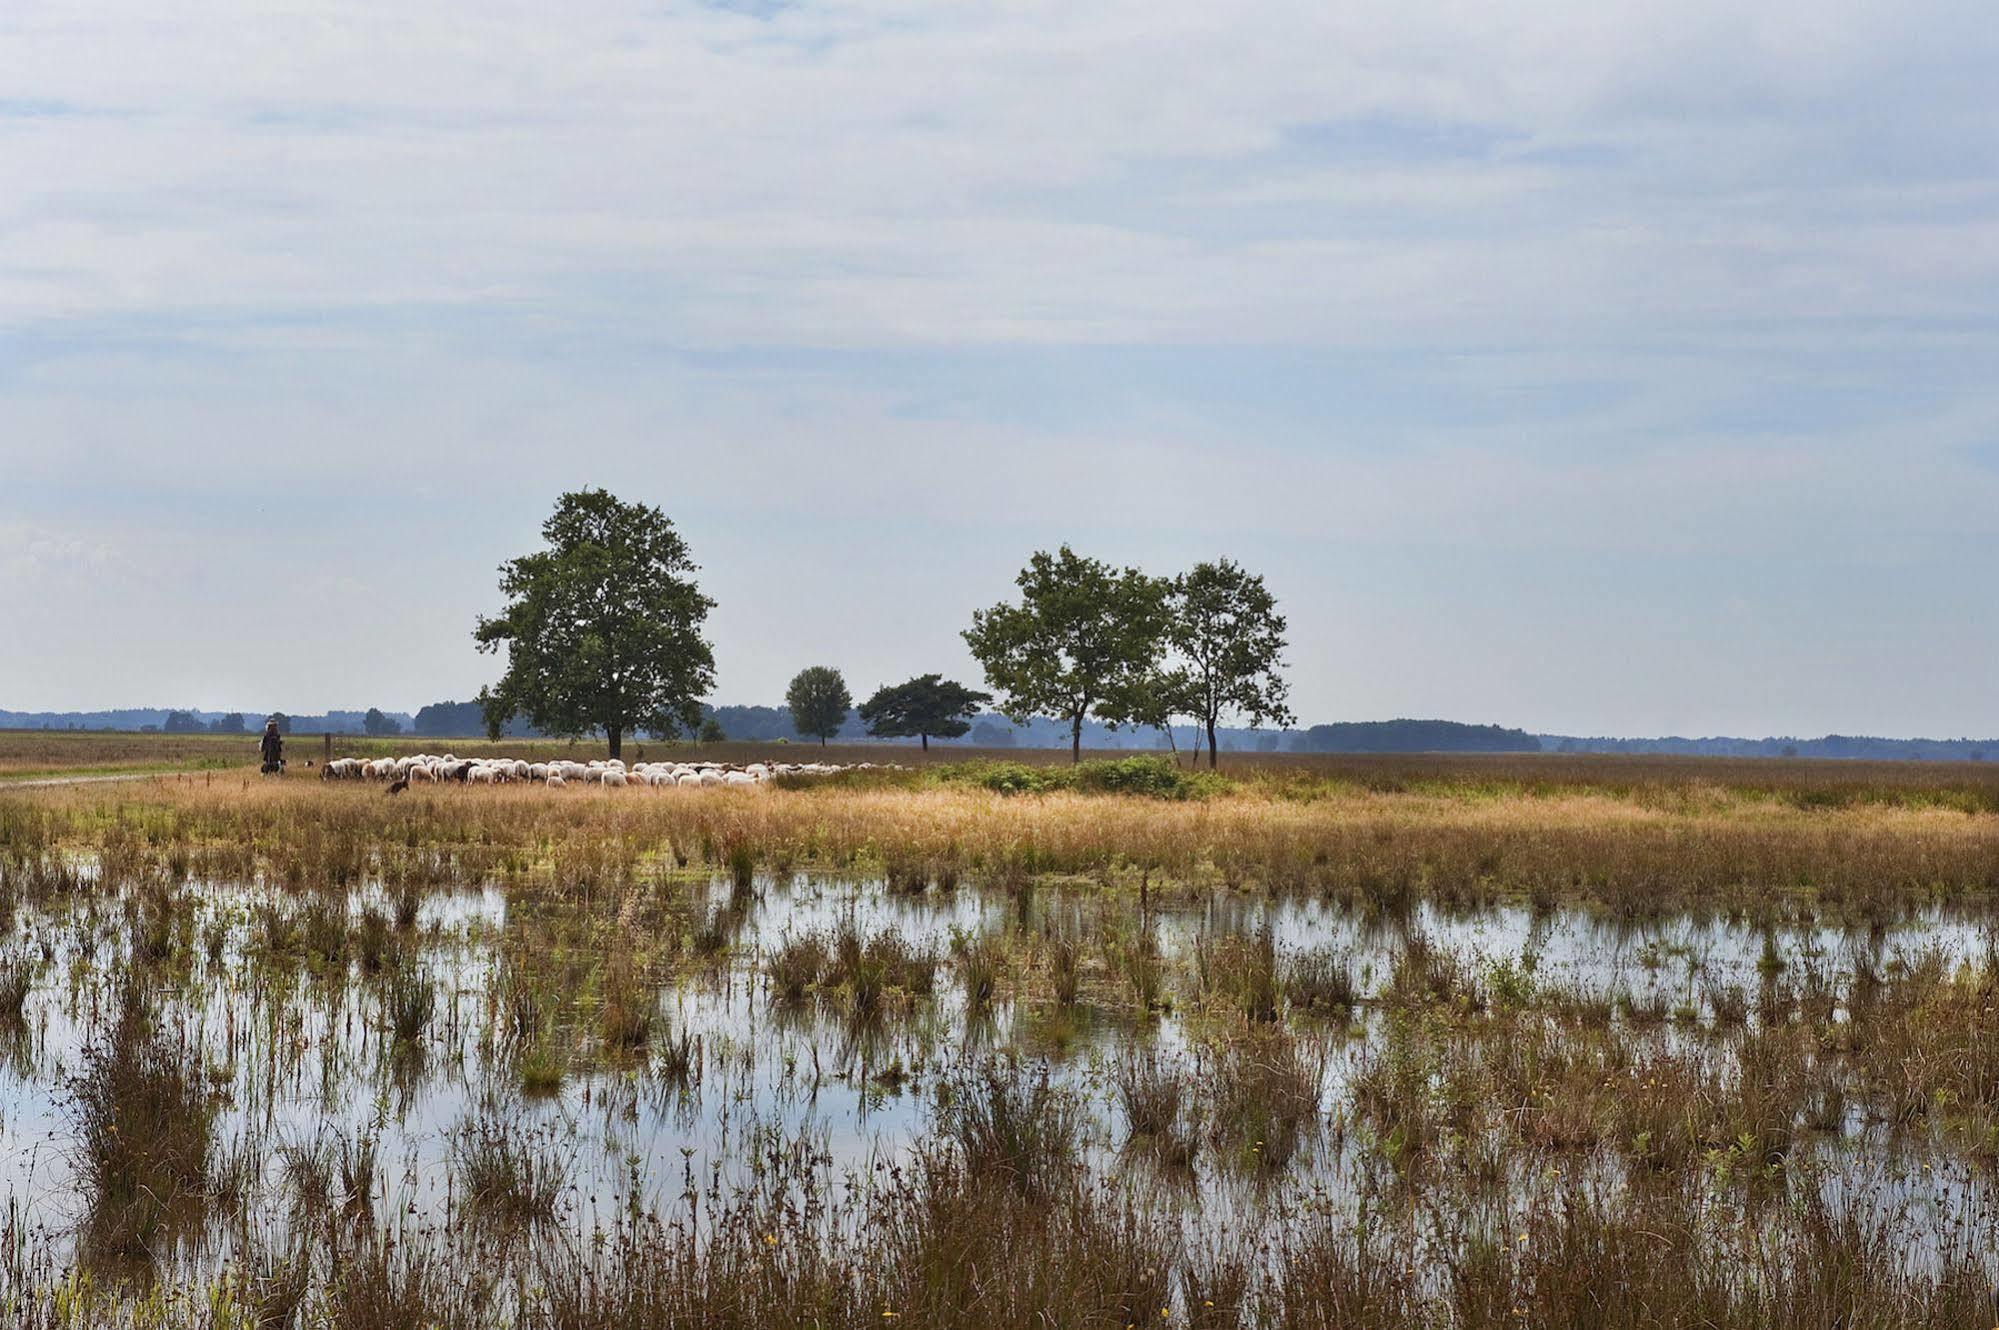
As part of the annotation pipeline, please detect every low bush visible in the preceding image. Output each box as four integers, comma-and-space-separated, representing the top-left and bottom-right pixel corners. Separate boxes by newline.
953, 755, 1224, 800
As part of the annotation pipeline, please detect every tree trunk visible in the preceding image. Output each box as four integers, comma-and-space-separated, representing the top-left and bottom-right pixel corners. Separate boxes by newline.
920, 733, 929, 751
608, 725, 623, 760
1071, 715, 1083, 765
820, 734, 827, 747
1206, 719, 1218, 770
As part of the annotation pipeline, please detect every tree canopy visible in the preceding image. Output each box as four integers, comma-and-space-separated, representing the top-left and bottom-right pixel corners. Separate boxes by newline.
858, 674, 991, 750
363, 707, 403, 737
474, 488, 716, 759
785, 666, 852, 746
1168, 558, 1295, 768
962, 546, 1169, 763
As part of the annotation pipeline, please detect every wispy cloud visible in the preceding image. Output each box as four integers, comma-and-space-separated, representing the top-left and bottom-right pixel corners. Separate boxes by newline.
0, 1, 1994, 733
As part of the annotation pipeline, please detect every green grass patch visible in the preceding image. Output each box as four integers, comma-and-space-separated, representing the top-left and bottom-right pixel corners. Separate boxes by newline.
0, 757, 239, 783
943, 754, 1228, 800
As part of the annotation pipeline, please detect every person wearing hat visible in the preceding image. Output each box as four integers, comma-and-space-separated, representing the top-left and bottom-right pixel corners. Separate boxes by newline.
260, 718, 285, 775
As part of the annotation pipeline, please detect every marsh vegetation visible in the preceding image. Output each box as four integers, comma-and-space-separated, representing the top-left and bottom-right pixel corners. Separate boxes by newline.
0, 751, 1995, 1325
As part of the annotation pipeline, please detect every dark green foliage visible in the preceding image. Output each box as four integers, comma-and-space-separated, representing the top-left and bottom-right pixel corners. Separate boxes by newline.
1167, 558, 1295, 768
963, 546, 1171, 763
1303, 719, 1541, 753
475, 488, 717, 759
957, 755, 1221, 800
858, 674, 992, 750
784, 665, 852, 746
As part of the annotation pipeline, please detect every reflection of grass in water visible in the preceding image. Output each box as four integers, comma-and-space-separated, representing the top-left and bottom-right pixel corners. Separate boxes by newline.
67, 990, 215, 1268
0, 958, 32, 1028
452, 1114, 571, 1227
384, 967, 435, 1044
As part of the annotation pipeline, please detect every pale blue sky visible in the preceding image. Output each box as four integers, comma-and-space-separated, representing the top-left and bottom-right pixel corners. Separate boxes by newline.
3, 1, 1995, 735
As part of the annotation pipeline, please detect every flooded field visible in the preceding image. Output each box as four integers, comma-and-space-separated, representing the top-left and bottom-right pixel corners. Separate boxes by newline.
1, 768, 1997, 1326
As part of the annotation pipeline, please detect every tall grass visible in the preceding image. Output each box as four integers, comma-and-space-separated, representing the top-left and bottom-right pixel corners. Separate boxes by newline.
66, 992, 215, 1262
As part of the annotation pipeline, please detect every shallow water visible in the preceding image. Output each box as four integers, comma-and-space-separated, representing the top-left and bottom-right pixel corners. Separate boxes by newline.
0, 868, 1993, 1293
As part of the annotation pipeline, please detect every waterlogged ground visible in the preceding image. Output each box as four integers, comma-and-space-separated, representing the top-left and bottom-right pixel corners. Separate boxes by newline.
1, 853, 1996, 1324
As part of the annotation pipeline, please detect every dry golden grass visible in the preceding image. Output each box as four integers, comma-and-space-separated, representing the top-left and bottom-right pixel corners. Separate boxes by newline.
8, 756, 1995, 913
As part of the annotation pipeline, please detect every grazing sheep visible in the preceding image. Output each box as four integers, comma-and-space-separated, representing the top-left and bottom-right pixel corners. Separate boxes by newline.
306, 749, 891, 795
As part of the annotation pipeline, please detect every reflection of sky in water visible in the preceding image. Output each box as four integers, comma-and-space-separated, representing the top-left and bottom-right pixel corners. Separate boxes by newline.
0, 872, 1991, 1279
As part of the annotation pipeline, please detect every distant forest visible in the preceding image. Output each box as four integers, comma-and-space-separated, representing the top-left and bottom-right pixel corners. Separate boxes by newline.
2, 705, 1989, 760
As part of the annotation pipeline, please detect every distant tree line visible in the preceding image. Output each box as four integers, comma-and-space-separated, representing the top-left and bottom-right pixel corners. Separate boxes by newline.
1544, 733, 1991, 761
1300, 720, 1538, 754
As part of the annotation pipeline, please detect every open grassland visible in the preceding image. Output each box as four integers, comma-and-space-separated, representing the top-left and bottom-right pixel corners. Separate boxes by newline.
6, 755, 1997, 916
0, 756, 1995, 1326
0, 730, 251, 780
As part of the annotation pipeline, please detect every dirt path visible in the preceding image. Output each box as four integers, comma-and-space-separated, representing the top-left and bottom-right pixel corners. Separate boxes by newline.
2, 771, 184, 790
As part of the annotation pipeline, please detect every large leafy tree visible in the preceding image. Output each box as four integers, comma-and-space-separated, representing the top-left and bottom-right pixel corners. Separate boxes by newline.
963, 546, 1170, 764
858, 674, 991, 751
1170, 558, 1295, 768
785, 666, 852, 746
474, 489, 716, 759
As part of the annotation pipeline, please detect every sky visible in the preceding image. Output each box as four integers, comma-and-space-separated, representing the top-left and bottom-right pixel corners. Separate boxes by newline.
3, 1, 1996, 738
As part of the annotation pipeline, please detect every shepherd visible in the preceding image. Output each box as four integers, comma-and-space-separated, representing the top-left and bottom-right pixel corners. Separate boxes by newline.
259, 718, 284, 775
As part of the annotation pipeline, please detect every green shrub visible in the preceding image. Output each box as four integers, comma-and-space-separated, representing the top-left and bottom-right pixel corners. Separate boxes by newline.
975, 762, 1062, 795
1085, 755, 1228, 799
954, 755, 1224, 800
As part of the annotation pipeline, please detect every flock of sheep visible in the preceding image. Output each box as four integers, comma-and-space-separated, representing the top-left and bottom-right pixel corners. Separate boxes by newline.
318, 753, 883, 790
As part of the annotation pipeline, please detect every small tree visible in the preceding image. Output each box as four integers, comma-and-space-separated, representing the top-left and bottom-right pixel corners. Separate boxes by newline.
209, 713, 247, 734
475, 488, 717, 759
858, 674, 991, 751
785, 666, 852, 746
163, 711, 203, 734
963, 546, 1170, 764
1123, 664, 1195, 764
363, 708, 403, 737
698, 717, 726, 745
1169, 559, 1295, 769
